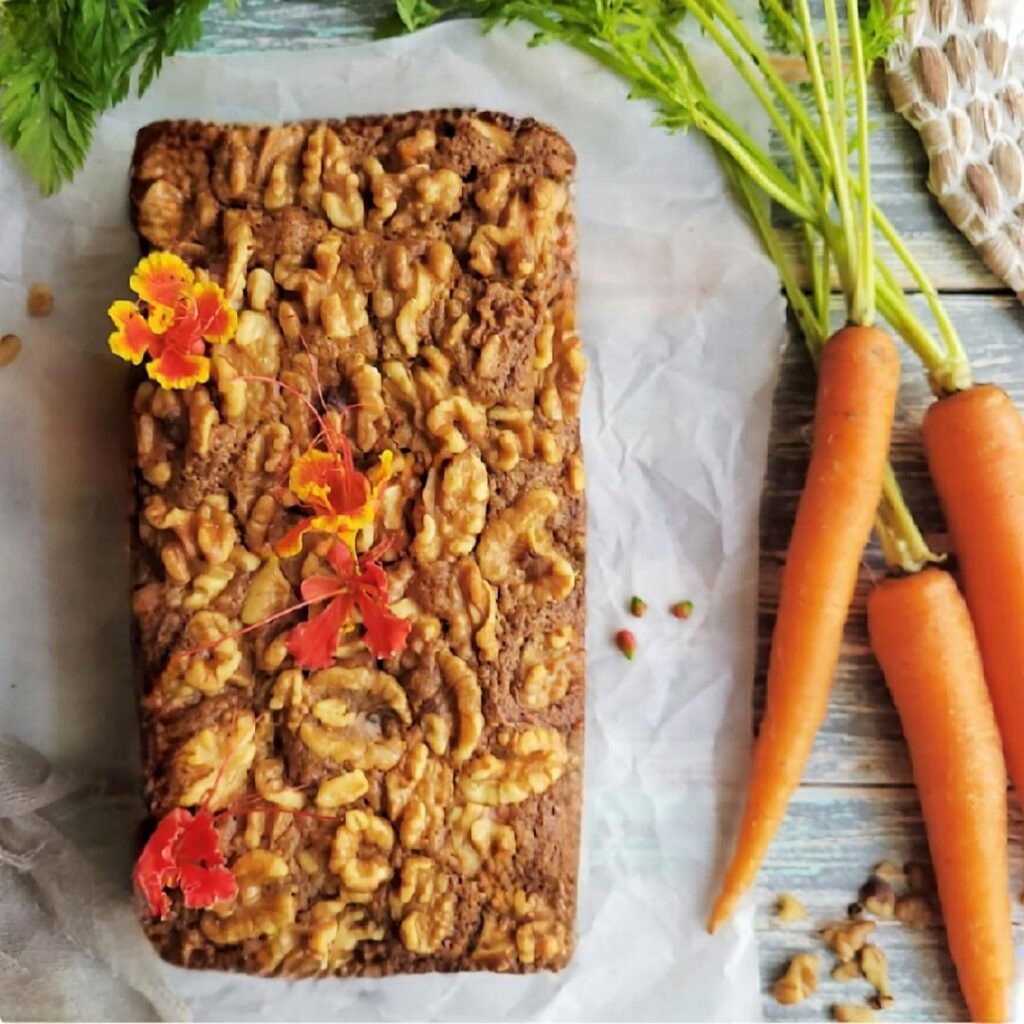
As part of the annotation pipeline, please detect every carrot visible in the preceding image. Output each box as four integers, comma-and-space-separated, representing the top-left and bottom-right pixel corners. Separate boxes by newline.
707, 324, 900, 933
867, 568, 1012, 1023
923, 385, 1024, 801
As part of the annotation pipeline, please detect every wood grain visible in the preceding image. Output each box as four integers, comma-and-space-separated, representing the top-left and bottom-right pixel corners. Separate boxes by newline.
192, 5, 1022, 1019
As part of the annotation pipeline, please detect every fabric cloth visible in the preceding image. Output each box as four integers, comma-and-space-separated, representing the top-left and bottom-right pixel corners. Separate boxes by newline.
0, 736, 186, 1022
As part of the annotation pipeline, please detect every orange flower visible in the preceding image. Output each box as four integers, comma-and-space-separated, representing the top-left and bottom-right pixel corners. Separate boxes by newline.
275, 442, 394, 557
108, 252, 237, 389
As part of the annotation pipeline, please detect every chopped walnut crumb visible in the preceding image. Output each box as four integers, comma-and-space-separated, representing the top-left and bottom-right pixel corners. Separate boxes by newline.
26, 283, 53, 317
859, 944, 892, 1000
823, 919, 875, 962
833, 1005, 877, 1023
859, 877, 896, 919
775, 893, 807, 922
772, 952, 819, 1005
0, 334, 22, 368
895, 894, 931, 931
832, 960, 863, 983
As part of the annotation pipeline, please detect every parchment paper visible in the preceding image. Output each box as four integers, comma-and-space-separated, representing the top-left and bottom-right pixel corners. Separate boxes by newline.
0, 15, 784, 1022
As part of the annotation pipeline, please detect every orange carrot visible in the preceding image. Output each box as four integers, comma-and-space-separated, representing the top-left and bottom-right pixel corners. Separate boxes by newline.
707, 324, 900, 933
868, 568, 1012, 1023
924, 384, 1024, 805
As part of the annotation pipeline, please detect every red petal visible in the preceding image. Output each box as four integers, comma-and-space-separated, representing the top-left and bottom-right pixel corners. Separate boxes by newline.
326, 541, 357, 578
299, 575, 345, 603
175, 809, 227, 868
357, 590, 411, 660
133, 808, 190, 919
179, 862, 239, 909
274, 518, 313, 558
286, 596, 355, 669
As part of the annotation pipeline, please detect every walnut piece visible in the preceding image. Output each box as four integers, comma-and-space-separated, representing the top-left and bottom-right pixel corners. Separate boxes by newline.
775, 893, 807, 923
307, 898, 384, 967
172, 710, 256, 810
859, 945, 891, 1000
329, 810, 395, 892
477, 489, 575, 604
413, 451, 489, 562
823, 920, 875, 962
519, 625, 577, 709
392, 855, 456, 954
316, 770, 370, 811
201, 849, 297, 945
459, 727, 570, 806
471, 888, 566, 970
895, 894, 932, 931
440, 649, 484, 764
772, 952, 819, 1006
287, 667, 411, 772
151, 610, 243, 708
385, 739, 453, 853
449, 802, 516, 876
859, 877, 896, 919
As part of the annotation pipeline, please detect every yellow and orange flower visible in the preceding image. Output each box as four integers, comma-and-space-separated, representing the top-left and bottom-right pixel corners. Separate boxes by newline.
275, 442, 393, 558
108, 252, 237, 389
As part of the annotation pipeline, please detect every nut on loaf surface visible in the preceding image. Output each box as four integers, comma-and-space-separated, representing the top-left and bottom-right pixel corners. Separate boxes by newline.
128, 111, 586, 977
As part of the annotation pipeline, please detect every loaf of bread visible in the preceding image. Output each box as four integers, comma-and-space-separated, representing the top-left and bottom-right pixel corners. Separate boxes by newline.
127, 111, 586, 977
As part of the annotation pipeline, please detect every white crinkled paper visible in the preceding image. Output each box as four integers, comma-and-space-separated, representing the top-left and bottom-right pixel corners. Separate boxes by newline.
0, 14, 783, 1022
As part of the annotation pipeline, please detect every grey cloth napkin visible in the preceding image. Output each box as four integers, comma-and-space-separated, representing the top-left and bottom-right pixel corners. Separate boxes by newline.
0, 735, 187, 1022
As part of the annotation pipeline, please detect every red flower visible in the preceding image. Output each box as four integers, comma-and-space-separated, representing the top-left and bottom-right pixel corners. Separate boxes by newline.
133, 807, 237, 920
286, 542, 411, 668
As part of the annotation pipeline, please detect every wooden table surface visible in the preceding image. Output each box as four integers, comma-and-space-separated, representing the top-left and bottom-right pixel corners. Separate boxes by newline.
197, 4, 1024, 1019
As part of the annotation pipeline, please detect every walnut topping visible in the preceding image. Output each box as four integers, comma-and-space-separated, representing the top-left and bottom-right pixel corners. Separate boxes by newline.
151, 610, 244, 709
772, 952, 819, 1005
392, 855, 456, 954
385, 740, 453, 852
471, 888, 566, 970
307, 898, 384, 967
316, 770, 369, 811
241, 555, 292, 625
285, 667, 411, 772
459, 727, 570, 806
202, 849, 297, 945
449, 802, 516, 876
329, 810, 394, 892
255, 755, 306, 811
172, 711, 256, 810
413, 451, 489, 562
440, 649, 484, 764
519, 625, 577, 709
477, 489, 575, 603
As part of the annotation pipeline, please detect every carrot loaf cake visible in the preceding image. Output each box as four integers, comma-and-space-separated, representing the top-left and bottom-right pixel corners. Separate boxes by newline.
124, 111, 586, 977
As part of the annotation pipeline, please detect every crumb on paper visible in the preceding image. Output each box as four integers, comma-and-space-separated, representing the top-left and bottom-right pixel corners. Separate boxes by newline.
0, 334, 22, 368
670, 599, 694, 619
775, 893, 806, 922
772, 952, 819, 1006
832, 959, 863, 982
833, 1005, 877, 1022
823, 920, 875, 962
629, 595, 647, 618
27, 283, 53, 317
